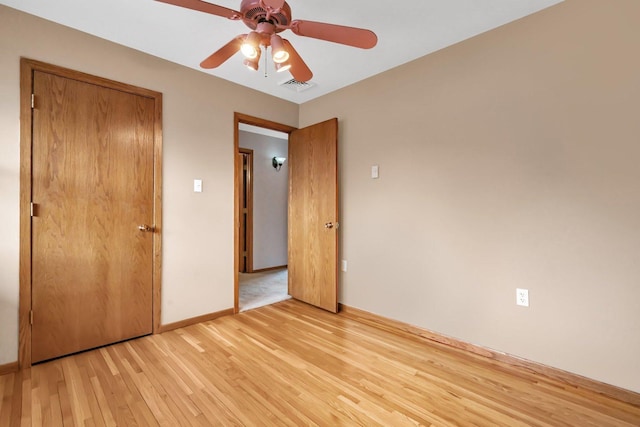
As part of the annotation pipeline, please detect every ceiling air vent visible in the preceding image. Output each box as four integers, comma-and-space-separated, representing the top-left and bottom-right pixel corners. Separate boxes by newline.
279, 78, 316, 93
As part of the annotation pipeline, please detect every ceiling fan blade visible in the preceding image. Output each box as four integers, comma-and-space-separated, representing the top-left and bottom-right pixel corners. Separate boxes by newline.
290, 20, 377, 49
155, 0, 241, 20
262, 0, 285, 10
200, 35, 246, 69
282, 39, 313, 82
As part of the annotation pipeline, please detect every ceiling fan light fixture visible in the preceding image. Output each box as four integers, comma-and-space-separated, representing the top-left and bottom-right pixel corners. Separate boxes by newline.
275, 61, 291, 73
241, 31, 261, 59
159, 0, 379, 84
270, 34, 289, 64
243, 56, 260, 71
273, 50, 289, 64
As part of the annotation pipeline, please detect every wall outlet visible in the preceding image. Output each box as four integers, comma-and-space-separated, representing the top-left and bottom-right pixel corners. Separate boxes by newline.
341, 260, 348, 272
516, 288, 529, 307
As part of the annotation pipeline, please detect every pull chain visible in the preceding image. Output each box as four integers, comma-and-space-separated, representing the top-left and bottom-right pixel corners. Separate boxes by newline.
264, 47, 268, 78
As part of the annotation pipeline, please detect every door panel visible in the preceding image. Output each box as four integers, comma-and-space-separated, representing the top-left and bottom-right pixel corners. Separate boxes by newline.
288, 118, 339, 312
238, 152, 247, 272
238, 149, 254, 273
31, 71, 155, 363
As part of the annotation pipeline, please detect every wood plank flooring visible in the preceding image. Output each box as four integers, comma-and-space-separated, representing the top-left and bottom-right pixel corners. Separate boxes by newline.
1, 299, 639, 426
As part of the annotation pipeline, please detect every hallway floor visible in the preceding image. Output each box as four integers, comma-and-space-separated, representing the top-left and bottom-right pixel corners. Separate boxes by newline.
239, 268, 290, 312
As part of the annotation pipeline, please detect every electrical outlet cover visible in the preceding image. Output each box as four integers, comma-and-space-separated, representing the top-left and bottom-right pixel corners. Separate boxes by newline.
516, 288, 529, 307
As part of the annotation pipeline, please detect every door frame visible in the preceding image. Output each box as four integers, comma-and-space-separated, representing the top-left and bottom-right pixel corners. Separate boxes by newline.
19, 58, 163, 368
234, 113, 296, 313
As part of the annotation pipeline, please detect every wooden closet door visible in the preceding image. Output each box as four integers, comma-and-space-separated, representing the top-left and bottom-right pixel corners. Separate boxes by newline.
31, 70, 155, 363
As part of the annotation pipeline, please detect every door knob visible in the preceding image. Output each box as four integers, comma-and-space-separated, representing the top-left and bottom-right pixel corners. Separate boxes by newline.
325, 222, 339, 229
138, 224, 155, 232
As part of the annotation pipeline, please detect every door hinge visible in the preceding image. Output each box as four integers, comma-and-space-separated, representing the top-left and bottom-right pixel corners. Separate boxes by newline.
30, 202, 36, 217
31, 94, 35, 109
30, 310, 34, 325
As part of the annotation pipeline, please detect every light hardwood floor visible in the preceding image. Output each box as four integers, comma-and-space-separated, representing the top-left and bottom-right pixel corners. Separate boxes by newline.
1, 299, 639, 426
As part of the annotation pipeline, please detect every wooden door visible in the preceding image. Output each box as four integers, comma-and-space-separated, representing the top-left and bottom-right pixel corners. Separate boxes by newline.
238, 152, 247, 272
288, 118, 339, 313
238, 149, 253, 273
30, 70, 155, 363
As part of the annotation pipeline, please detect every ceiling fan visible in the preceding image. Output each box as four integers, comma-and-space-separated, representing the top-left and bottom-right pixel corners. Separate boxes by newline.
155, 0, 378, 82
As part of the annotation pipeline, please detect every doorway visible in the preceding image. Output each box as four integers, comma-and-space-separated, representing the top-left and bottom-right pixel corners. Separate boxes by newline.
234, 113, 339, 314
234, 114, 295, 312
237, 119, 291, 311
19, 59, 163, 367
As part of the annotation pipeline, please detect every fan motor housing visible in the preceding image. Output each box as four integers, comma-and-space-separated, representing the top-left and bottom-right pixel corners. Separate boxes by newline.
240, 0, 291, 31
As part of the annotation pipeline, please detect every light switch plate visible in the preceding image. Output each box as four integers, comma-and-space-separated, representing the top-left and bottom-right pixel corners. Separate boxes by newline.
194, 179, 203, 193
371, 165, 379, 179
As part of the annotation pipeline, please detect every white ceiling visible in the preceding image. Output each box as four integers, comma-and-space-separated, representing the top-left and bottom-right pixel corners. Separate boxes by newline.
1, 0, 562, 104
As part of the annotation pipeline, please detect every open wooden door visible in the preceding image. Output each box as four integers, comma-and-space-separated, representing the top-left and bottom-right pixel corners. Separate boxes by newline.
288, 118, 339, 313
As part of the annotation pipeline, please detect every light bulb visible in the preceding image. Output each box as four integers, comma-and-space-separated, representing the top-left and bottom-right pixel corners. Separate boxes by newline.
270, 35, 290, 64
243, 57, 259, 71
275, 62, 291, 73
241, 32, 261, 59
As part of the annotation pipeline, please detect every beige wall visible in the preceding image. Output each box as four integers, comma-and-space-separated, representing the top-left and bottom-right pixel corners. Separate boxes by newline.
300, 0, 640, 393
0, 5, 297, 365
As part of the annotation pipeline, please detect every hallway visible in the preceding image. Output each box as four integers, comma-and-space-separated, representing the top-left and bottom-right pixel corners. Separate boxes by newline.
239, 268, 289, 312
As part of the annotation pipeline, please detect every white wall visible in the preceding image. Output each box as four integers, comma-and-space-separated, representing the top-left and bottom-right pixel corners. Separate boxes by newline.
300, 0, 640, 393
0, 5, 298, 365
239, 131, 288, 270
